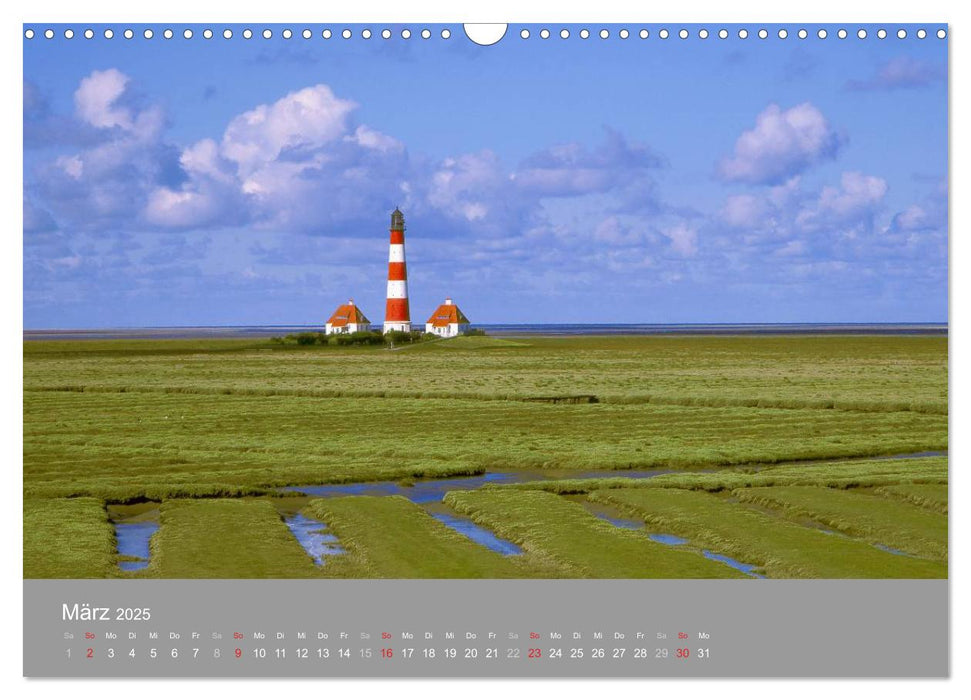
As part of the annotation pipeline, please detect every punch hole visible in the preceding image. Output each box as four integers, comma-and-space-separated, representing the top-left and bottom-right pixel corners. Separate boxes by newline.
322, 29, 332, 39
44, 28, 53, 39
520, 29, 529, 39
640, 29, 649, 39
362, 29, 372, 39
223, 29, 233, 39
600, 29, 609, 39
718, 29, 728, 39
817, 29, 827, 39
798, 29, 808, 39
679, 29, 688, 39
778, 28, 788, 39
143, 29, 154, 39
302, 29, 312, 39
64, 28, 74, 39
342, 29, 352, 39
282, 29, 292, 39
580, 29, 590, 39
183, 29, 193, 39
619, 29, 630, 39
464, 24, 505, 46
540, 28, 550, 39
897, 29, 906, 39
203, 29, 213, 39
383, 29, 392, 39
837, 29, 847, 39
124, 29, 134, 39
560, 29, 569, 39
659, 29, 669, 39
441, 28, 451, 39
264, 29, 274, 39
401, 28, 411, 39
699, 29, 709, 39
937, 29, 946, 39
164, 29, 173, 39
105, 28, 114, 39
877, 29, 887, 39
24, 28, 34, 39
738, 28, 748, 39
85, 29, 94, 39
758, 29, 768, 39
243, 29, 253, 39
917, 29, 927, 39
422, 29, 431, 39
857, 29, 867, 39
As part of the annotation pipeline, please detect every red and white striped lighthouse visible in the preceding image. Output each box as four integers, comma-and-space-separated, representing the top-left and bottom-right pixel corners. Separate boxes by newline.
383, 207, 411, 333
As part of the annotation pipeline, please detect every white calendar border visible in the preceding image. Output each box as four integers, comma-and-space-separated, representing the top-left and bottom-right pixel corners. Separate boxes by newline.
4, 0, 966, 698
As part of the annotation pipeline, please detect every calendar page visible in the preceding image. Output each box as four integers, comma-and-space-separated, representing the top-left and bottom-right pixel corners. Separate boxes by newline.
22, 20, 948, 679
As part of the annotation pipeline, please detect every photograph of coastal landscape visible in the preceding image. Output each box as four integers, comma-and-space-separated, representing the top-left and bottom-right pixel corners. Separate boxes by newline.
23, 24, 947, 580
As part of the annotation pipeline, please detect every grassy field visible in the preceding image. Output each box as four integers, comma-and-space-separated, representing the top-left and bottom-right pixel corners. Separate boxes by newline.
24, 497, 116, 578
306, 496, 550, 578
589, 487, 945, 578
445, 489, 748, 578
146, 499, 319, 578
733, 486, 947, 561
874, 483, 949, 514
22, 334, 948, 578
489, 456, 948, 495
24, 335, 947, 413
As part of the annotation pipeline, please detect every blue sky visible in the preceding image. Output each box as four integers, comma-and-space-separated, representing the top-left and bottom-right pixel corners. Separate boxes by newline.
23, 24, 948, 327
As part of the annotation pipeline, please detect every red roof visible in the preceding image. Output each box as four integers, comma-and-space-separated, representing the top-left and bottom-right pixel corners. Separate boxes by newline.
327, 301, 370, 327
426, 299, 470, 327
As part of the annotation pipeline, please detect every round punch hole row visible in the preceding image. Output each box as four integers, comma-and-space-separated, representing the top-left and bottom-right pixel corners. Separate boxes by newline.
24, 26, 948, 41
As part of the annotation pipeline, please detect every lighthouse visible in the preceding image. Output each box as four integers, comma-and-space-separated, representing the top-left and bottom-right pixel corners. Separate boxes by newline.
383, 208, 412, 333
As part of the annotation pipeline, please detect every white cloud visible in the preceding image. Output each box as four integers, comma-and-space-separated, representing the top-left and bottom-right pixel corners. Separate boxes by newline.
345, 125, 403, 153
427, 151, 510, 224
221, 85, 357, 174
720, 194, 766, 229
796, 172, 887, 231
718, 103, 843, 185
662, 223, 698, 257
56, 155, 83, 179
74, 68, 133, 130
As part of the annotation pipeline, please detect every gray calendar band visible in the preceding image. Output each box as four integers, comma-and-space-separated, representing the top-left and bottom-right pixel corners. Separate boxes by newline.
24, 579, 948, 678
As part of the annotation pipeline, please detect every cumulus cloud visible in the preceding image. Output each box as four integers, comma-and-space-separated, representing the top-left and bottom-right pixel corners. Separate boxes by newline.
718, 103, 844, 185
29, 71, 675, 246
795, 172, 888, 232
714, 172, 895, 263
887, 181, 947, 235
846, 57, 945, 92
74, 69, 135, 130
220, 85, 357, 173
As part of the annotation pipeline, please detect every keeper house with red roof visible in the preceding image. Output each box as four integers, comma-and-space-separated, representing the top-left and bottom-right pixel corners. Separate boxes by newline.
325, 299, 371, 334
425, 297, 471, 338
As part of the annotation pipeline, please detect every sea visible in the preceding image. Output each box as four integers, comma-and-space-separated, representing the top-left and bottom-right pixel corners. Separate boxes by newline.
23, 323, 947, 341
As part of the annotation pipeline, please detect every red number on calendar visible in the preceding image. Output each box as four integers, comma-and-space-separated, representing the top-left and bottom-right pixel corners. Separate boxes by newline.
86, 648, 93, 659
528, 648, 542, 658
676, 648, 690, 659
235, 648, 242, 658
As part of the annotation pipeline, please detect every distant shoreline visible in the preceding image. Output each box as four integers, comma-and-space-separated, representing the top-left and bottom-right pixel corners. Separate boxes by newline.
22, 323, 948, 341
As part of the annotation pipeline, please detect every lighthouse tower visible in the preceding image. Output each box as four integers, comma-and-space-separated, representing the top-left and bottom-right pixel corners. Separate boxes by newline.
383, 208, 411, 333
